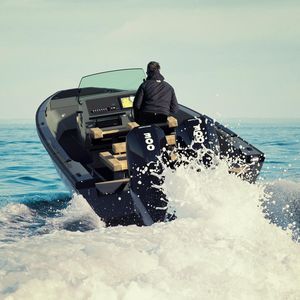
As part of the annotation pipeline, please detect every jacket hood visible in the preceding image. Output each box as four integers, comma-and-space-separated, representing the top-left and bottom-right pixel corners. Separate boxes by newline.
146, 70, 165, 81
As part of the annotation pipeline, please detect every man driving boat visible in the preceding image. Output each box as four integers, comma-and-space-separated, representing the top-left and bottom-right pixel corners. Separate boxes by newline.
133, 61, 179, 125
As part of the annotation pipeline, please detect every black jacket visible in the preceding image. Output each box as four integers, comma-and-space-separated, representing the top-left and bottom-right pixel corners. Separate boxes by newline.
133, 71, 179, 116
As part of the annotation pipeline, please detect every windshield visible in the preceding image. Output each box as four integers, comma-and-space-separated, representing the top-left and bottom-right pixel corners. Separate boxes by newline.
79, 68, 146, 91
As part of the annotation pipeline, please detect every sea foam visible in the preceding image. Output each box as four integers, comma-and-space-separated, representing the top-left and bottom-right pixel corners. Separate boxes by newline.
1, 162, 300, 299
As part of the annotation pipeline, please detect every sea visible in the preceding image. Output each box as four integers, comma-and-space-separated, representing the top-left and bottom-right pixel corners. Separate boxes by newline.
0, 119, 300, 300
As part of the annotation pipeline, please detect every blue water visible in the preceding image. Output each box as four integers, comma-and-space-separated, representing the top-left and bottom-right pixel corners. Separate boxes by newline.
226, 119, 300, 180
0, 119, 300, 241
0, 121, 69, 203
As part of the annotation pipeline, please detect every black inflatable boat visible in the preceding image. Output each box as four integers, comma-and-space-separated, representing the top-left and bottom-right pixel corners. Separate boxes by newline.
36, 68, 265, 226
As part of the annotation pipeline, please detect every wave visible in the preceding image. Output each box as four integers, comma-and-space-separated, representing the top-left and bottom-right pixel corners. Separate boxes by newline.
263, 180, 300, 242
1, 163, 299, 242
0, 162, 299, 299
0, 140, 40, 146
0, 194, 103, 243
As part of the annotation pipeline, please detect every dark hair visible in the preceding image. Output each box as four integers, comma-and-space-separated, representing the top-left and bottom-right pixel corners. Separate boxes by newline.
147, 61, 160, 74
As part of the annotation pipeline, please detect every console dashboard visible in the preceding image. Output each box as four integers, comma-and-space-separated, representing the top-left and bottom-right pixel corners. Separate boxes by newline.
86, 94, 135, 118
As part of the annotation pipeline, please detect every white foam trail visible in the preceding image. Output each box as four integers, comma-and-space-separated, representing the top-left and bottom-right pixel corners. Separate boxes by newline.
0, 194, 104, 242
263, 180, 300, 241
0, 203, 34, 223
1, 164, 300, 299
46, 194, 105, 231
0, 203, 36, 241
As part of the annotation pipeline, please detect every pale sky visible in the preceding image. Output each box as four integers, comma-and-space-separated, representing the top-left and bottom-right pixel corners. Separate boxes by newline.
0, 0, 299, 120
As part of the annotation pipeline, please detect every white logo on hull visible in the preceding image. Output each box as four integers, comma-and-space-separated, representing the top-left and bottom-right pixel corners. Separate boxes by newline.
144, 132, 155, 151
193, 123, 204, 143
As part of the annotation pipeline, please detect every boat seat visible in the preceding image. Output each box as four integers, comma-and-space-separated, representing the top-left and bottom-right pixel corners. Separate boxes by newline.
112, 142, 127, 154
111, 134, 176, 155
99, 151, 128, 172
90, 117, 176, 140
165, 134, 176, 146
89, 122, 139, 140
167, 116, 178, 128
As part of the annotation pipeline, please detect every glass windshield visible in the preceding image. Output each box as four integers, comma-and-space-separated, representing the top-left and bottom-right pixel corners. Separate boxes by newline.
79, 68, 146, 91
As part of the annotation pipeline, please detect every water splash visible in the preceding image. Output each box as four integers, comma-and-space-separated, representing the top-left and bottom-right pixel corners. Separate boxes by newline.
1, 120, 300, 298
263, 180, 300, 242
45, 193, 105, 232
1, 163, 300, 299
0, 194, 103, 243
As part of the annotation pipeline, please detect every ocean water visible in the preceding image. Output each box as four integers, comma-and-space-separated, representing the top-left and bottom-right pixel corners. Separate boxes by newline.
0, 119, 300, 299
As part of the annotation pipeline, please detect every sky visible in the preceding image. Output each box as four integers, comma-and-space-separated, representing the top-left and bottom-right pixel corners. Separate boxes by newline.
0, 0, 299, 120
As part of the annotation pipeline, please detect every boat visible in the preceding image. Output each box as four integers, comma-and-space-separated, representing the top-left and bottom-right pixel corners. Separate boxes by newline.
36, 68, 265, 226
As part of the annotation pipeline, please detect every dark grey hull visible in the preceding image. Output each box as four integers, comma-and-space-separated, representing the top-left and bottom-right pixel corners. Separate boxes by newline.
36, 87, 264, 226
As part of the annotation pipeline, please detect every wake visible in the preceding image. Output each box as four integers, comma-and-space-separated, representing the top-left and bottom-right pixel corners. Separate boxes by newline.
0, 163, 300, 299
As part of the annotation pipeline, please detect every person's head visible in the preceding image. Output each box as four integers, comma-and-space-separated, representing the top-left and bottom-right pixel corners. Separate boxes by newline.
147, 61, 160, 75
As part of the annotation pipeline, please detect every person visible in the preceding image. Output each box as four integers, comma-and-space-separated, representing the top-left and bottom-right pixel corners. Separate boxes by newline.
133, 61, 178, 125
